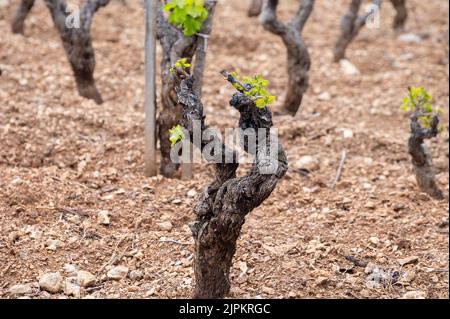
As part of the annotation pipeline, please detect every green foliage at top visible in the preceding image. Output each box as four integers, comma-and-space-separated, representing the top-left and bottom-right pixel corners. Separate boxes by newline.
163, 0, 208, 37
169, 124, 185, 147
401, 87, 433, 113
401, 87, 444, 130
230, 72, 276, 109
169, 58, 191, 74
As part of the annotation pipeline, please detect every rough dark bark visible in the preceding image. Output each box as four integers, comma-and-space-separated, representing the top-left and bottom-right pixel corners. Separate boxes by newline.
334, 0, 382, 62
248, 0, 263, 17
260, 0, 314, 116
156, 0, 216, 178
408, 110, 444, 200
11, 0, 35, 34
156, 2, 196, 178
193, 0, 217, 97
390, 0, 407, 32
172, 69, 288, 299
44, 0, 110, 104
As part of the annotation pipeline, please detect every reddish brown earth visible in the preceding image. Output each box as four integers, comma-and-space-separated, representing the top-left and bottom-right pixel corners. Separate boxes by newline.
0, 0, 448, 299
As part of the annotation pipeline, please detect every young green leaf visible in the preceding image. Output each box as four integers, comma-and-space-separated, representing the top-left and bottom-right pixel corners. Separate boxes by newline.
230, 72, 276, 109
163, 0, 208, 37
169, 58, 191, 73
169, 124, 185, 147
401, 87, 442, 130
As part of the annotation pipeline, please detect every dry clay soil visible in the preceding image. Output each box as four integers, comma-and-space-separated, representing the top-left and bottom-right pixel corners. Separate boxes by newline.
0, 0, 449, 299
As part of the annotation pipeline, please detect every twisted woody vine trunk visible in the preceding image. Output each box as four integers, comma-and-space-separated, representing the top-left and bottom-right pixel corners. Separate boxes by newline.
391, 0, 407, 32
156, 0, 216, 178
260, 0, 314, 116
334, 0, 407, 62
248, 0, 263, 17
334, 0, 381, 62
409, 110, 444, 200
11, 0, 119, 103
172, 68, 288, 299
43, 0, 110, 104
11, 0, 35, 34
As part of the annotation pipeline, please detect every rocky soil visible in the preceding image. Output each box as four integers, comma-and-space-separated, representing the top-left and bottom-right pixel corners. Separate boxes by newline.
0, 0, 448, 299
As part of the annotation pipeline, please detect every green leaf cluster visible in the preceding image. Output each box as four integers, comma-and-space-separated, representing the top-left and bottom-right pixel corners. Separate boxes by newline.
163, 0, 208, 37
401, 87, 443, 129
169, 58, 191, 73
230, 72, 276, 109
169, 124, 185, 147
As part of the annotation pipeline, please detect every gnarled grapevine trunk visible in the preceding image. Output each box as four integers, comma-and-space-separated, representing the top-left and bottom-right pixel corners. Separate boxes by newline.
391, 0, 407, 32
44, 0, 110, 104
260, 0, 314, 116
334, 0, 382, 62
156, 0, 216, 178
248, 0, 263, 17
409, 110, 444, 200
156, 7, 195, 177
334, 0, 407, 62
173, 69, 288, 299
11, 0, 35, 34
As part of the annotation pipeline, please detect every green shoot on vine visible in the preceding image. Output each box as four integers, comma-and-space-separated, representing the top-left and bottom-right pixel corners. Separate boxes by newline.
163, 0, 209, 37
169, 58, 191, 74
169, 124, 185, 147
401, 87, 444, 130
229, 72, 276, 109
